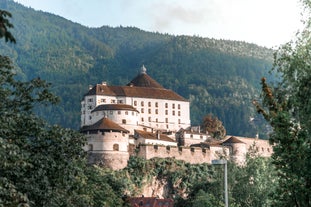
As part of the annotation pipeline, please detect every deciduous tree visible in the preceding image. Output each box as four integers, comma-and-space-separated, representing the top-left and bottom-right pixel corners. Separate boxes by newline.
253, 1, 311, 205
201, 114, 226, 139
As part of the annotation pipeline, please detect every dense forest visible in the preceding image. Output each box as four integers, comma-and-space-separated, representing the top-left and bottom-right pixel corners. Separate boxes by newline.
0, 0, 275, 137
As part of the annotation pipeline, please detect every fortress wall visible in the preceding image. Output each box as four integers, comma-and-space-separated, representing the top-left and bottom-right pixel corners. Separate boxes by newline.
235, 137, 273, 157
86, 132, 128, 152
88, 151, 129, 170
136, 145, 216, 164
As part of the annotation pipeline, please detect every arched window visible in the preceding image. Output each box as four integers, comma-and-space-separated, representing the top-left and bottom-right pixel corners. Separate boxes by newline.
113, 144, 119, 151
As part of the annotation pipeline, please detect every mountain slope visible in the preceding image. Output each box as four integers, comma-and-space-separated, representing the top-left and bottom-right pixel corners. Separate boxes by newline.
0, 1, 274, 137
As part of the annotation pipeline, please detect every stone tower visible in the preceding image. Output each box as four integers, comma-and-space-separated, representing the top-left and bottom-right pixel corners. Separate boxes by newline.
81, 117, 130, 170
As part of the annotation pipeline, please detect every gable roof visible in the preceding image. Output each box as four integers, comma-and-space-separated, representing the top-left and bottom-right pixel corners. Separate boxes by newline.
85, 85, 187, 102
135, 130, 175, 143
81, 117, 129, 133
84, 66, 187, 102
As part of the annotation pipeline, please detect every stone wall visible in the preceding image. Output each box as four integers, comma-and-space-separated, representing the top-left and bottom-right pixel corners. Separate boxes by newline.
88, 151, 129, 170
135, 144, 225, 164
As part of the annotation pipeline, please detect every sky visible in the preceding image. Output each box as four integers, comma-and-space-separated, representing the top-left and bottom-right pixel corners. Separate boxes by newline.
13, 0, 304, 48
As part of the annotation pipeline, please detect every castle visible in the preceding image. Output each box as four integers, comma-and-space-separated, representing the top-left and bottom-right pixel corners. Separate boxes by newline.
80, 66, 272, 170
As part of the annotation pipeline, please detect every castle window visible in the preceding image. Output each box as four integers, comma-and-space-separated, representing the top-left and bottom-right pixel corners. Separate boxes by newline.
148, 102, 151, 107
172, 103, 175, 109
165, 103, 168, 108
200, 135, 203, 139
118, 111, 121, 115
202, 148, 206, 153
111, 100, 116, 103
191, 148, 195, 152
148, 117, 151, 122
101, 99, 106, 103
154, 145, 158, 150
141, 101, 144, 106
178, 111, 181, 116
166, 146, 171, 151
89, 116, 92, 120
141, 118, 144, 122
88, 144, 93, 151
172, 111, 175, 116
165, 118, 168, 123
155, 109, 158, 114
88, 98, 93, 102
134, 101, 137, 106
178, 104, 180, 109
155, 102, 158, 107
122, 119, 126, 124
87, 105, 93, 110
190, 134, 193, 138
156, 118, 158, 123
165, 110, 168, 115
141, 108, 144, 113
118, 100, 123, 104
178, 119, 181, 124
178, 147, 182, 152
113, 144, 119, 151
148, 109, 151, 114
125, 111, 128, 115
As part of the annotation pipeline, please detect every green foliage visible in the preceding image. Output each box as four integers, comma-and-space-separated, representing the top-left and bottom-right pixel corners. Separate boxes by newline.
182, 154, 275, 207
0, 9, 15, 43
0, 1, 273, 137
0, 10, 121, 207
229, 155, 276, 207
253, 1, 311, 206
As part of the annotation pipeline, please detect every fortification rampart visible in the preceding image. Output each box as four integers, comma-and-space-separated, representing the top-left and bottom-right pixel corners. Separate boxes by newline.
134, 144, 227, 164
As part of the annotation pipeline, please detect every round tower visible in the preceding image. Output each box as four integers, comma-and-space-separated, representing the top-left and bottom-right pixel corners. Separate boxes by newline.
222, 136, 247, 164
81, 117, 130, 170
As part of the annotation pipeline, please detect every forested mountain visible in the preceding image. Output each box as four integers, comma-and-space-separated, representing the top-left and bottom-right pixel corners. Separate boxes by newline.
0, 0, 274, 137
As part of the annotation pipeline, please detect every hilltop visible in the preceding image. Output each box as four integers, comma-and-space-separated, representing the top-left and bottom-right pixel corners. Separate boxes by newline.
0, 0, 274, 137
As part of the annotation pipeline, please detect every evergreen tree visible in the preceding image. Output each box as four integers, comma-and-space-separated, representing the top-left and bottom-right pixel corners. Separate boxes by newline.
0, 9, 91, 207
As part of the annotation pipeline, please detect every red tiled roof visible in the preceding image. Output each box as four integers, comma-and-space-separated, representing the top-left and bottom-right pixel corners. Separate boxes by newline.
92, 104, 139, 113
135, 130, 175, 143
127, 197, 174, 207
85, 85, 187, 102
127, 73, 164, 89
81, 117, 129, 133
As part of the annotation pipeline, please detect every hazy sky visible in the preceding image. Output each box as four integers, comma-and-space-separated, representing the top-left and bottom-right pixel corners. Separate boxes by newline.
14, 0, 303, 48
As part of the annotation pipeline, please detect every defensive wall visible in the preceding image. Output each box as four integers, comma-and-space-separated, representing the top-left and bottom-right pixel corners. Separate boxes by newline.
132, 144, 229, 164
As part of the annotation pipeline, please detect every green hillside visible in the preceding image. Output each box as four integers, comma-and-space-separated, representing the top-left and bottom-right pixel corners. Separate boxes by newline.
0, 0, 274, 137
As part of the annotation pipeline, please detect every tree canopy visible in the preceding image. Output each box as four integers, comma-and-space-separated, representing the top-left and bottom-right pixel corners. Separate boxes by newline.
253, 0, 311, 206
